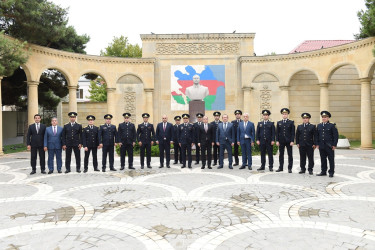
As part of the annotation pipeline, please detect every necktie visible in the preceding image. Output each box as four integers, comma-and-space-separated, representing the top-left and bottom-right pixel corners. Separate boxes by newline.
224, 123, 227, 131
90, 125, 93, 129
245, 122, 247, 129
205, 124, 208, 132
36, 123, 39, 134
53, 126, 56, 135
163, 123, 166, 132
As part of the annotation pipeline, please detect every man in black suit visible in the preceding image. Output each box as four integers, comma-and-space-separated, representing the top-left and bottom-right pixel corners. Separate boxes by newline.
296, 113, 316, 175
276, 108, 295, 173
193, 113, 203, 165
231, 110, 243, 166
210, 111, 222, 166
117, 113, 136, 170
173, 116, 182, 164
137, 113, 155, 169
98, 114, 118, 172
26, 114, 46, 175
256, 110, 276, 172
82, 115, 99, 173
156, 115, 174, 168
197, 116, 215, 169
62, 112, 82, 174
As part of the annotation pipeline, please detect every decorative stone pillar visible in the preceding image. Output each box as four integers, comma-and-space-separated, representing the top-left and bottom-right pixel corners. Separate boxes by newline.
27, 81, 40, 125
360, 78, 373, 149
279, 86, 290, 108
144, 88, 154, 124
319, 83, 330, 111
68, 85, 78, 113
242, 86, 253, 114
106, 88, 116, 115
0, 77, 3, 155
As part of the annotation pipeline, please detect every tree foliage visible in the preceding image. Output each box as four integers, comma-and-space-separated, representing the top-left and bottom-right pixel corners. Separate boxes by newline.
87, 77, 107, 102
356, 0, 375, 55
100, 36, 142, 58
0, 31, 29, 76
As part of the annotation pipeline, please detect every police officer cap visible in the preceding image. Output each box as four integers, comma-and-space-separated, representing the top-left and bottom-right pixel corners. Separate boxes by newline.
68, 112, 77, 117
196, 113, 204, 118
301, 113, 311, 118
234, 110, 242, 115
123, 113, 131, 117
213, 111, 221, 116
86, 115, 95, 120
280, 108, 290, 114
182, 114, 190, 119
104, 114, 113, 119
262, 110, 271, 115
174, 116, 181, 121
142, 113, 150, 118
320, 111, 331, 118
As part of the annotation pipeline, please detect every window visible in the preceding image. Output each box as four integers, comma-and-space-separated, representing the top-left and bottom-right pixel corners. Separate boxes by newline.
76, 89, 84, 99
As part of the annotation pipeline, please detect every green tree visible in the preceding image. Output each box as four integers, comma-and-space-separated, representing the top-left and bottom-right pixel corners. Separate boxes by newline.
0, 31, 29, 77
356, 0, 375, 55
100, 36, 142, 58
87, 77, 107, 102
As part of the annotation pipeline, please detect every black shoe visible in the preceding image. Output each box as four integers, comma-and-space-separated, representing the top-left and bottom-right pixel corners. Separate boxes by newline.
83, 169, 88, 173
201, 166, 205, 169
208, 166, 212, 169
309, 171, 313, 175
166, 165, 170, 168
229, 165, 233, 169
213, 163, 217, 166
58, 170, 62, 174
288, 169, 292, 173
217, 165, 223, 169
269, 168, 273, 172
147, 166, 152, 169
329, 174, 334, 178
110, 168, 117, 171
248, 166, 252, 170
299, 171, 306, 174
173, 161, 178, 165
141, 166, 144, 169
41, 171, 46, 174
257, 167, 265, 171
159, 165, 164, 168
120, 167, 125, 170
276, 168, 283, 172
195, 162, 199, 165
233, 163, 239, 166
102, 168, 106, 172
65, 170, 70, 174
76, 169, 81, 173
239, 166, 246, 169
30, 170, 36, 175
181, 165, 186, 168
48, 170, 53, 174
94, 168, 100, 172
129, 166, 135, 170
316, 173, 327, 176
188, 165, 192, 168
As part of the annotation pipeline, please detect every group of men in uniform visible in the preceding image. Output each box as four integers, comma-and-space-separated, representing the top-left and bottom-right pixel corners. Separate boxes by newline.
27, 108, 338, 177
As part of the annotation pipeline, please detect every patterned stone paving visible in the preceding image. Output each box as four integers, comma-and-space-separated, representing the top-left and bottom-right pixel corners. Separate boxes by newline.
0, 149, 374, 249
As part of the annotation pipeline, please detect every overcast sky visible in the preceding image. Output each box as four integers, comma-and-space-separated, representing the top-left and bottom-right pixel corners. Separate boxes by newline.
51, 0, 366, 56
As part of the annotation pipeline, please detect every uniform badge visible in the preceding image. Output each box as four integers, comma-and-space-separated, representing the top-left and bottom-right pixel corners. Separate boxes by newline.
260, 124, 263, 127
86, 129, 90, 132
103, 127, 107, 130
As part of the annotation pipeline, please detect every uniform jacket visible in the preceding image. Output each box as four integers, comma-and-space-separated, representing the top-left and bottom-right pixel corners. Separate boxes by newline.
137, 123, 155, 144
210, 120, 222, 143
98, 124, 117, 146
315, 122, 339, 148
237, 121, 255, 144
155, 122, 174, 142
296, 123, 316, 147
256, 120, 275, 144
173, 124, 180, 142
82, 125, 99, 148
27, 123, 46, 147
231, 119, 243, 143
197, 123, 215, 145
193, 122, 203, 143
216, 122, 235, 144
62, 123, 82, 146
178, 123, 195, 145
44, 126, 63, 149
117, 122, 136, 144
276, 119, 295, 144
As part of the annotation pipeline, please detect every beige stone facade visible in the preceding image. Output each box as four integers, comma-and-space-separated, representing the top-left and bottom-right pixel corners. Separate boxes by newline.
2, 33, 374, 153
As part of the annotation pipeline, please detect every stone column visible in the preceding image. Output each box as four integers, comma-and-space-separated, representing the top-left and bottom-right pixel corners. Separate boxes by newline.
319, 83, 330, 111
279, 86, 290, 108
27, 81, 40, 125
68, 85, 78, 113
144, 88, 154, 124
0, 77, 3, 155
360, 78, 373, 149
106, 88, 116, 115
242, 86, 253, 114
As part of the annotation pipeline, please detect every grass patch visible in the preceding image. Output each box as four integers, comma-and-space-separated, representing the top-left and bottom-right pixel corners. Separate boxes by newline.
349, 140, 375, 149
3, 143, 27, 154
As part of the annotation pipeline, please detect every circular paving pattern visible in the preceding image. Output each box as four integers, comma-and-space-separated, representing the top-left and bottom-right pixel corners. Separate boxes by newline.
0, 149, 374, 249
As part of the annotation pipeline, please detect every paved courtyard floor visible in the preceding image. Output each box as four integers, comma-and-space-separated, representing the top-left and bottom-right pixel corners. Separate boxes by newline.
0, 148, 375, 249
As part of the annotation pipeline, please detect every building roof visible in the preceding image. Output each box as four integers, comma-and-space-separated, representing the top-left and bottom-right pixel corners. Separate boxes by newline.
289, 40, 355, 53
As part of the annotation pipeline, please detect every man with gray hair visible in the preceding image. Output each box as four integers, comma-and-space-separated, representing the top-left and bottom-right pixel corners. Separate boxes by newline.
237, 113, 255, 170
44, 117, 63, 174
